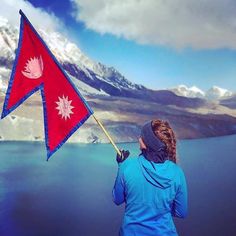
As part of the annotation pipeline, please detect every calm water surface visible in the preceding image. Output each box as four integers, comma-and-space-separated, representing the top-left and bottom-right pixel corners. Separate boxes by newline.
0, 135, 236, 236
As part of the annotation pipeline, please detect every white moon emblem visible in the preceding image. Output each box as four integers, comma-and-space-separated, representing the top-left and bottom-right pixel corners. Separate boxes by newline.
21, 56, 43, 79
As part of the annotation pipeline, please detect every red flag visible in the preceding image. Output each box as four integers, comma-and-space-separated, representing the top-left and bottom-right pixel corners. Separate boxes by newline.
1, 10, 93, 160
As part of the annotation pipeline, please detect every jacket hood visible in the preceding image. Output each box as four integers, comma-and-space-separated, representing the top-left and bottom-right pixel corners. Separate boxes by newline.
138, 155, 173, 189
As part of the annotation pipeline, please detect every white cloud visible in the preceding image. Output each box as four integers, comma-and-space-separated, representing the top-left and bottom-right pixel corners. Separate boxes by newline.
71, 0, 236, 49
0, 0, 62, 32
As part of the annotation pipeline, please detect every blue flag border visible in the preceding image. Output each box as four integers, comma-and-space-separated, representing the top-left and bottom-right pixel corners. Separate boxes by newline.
1, 9, 94, 160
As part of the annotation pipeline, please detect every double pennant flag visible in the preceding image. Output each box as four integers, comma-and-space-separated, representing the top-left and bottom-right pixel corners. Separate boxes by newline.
1, 10, 94, 160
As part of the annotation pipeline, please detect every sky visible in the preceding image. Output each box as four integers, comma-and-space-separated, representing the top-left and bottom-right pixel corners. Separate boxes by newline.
1, 0, 236, 91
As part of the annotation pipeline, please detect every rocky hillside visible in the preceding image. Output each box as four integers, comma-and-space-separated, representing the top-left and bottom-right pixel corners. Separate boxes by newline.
220, 95, 236, 109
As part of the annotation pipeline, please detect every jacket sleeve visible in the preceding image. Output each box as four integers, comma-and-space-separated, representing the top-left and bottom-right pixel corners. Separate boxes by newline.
172, 169, 188, 218
112, 164, 126, 205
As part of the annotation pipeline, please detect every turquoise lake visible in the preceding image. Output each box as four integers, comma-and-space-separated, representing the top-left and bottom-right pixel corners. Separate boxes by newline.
0, 135, 236, 235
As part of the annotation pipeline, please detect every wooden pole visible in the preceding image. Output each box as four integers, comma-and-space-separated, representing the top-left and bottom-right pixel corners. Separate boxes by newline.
92, 114, 121, 156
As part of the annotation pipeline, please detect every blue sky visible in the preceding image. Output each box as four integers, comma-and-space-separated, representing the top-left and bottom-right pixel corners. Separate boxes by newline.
15, 1, 236, 91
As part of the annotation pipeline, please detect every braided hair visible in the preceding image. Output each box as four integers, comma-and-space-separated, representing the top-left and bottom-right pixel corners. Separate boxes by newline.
151, 119, 177, 163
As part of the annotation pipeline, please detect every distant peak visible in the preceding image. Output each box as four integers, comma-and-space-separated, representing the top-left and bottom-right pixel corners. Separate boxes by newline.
171, 84, 205, 98
206, 86, 232, 100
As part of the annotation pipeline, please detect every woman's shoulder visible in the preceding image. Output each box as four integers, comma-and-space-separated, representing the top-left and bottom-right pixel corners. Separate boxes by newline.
170, 162, 187, 186
119, 156, 139, 169
165, 160, 186, 177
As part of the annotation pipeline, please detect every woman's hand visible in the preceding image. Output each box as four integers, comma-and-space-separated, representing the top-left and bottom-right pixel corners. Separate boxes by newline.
116, 150, 130, 163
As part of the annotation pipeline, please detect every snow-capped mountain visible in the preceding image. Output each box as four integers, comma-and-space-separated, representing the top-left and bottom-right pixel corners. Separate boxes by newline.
171, 85, 205, 98
0, 16, 144, 98
0, 16, 207, 109
206, 86, 233, 100
171, 85, 233, 100
1, 16, 236, 143
0, 16, 18, 64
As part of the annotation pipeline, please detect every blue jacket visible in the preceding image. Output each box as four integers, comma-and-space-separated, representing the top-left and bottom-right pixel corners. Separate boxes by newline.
112, 155, 188, 236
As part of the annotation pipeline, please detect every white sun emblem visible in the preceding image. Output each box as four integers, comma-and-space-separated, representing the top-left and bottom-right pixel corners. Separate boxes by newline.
55, 95, 74, 120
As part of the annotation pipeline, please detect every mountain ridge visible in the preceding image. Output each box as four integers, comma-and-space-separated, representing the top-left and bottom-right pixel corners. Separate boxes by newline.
0, 16, 236, 143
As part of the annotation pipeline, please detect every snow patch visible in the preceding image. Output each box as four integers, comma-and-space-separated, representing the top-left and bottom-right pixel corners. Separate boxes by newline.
0, 16, 8, 27
70, 75, 109, 96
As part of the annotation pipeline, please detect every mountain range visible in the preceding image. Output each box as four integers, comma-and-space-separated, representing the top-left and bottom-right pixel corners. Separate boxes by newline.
0, 16, 236, 144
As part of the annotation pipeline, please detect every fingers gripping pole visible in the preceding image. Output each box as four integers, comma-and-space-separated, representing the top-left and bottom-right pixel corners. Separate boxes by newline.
92, 114, 121, 156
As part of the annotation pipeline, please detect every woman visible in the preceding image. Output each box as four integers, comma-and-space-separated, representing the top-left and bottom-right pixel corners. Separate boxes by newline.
113, 119, 188, 236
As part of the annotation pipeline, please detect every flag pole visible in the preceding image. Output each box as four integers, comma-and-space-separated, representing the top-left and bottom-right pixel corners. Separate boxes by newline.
92, 114, 121, 156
